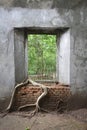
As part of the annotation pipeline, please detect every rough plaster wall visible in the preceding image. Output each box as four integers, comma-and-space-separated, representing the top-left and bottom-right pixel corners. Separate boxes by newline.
0, 18, 15, 95
14, 30, 28, 84
0, 6, 87, 110
0, 0, 87, 9
0, 21, 15, 110
71, 26, 87, 93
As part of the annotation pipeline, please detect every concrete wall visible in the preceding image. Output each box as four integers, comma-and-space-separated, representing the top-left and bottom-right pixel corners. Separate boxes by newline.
70, 25, 87, 92
58, 29, 70, 85
0, 1, 87, 110
0, 0, 87, 9
14, 29, 28, 84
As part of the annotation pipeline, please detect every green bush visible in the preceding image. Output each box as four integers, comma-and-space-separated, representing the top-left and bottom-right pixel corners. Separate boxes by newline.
27, 34, 56, 77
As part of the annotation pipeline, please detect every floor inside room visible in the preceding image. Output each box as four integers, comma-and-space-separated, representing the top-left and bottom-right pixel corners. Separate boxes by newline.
0, 109, 87, 130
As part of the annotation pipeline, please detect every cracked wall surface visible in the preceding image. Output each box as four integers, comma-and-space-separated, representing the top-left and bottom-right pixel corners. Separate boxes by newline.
0, 0, 87, 110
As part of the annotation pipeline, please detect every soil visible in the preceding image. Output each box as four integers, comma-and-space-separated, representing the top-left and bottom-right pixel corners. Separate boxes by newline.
0, 109, 87, 130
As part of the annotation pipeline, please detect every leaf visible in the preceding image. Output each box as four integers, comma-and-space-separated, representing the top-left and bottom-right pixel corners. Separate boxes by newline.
27, 34, 56, 77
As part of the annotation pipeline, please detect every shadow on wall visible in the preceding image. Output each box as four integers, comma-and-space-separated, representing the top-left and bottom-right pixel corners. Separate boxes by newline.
0, 96, 11, 112
13, 0, 27, 7
0, 91, 87, 112
67, 92, 87, 110
52, 0, 87, 9
13, 0, 54, 8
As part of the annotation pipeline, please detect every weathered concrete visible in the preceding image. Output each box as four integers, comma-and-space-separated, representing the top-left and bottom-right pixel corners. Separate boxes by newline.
58, 29, 70, 84
0, 1, 87, 111
0, 0, 87, 9
14, 29, 28, 84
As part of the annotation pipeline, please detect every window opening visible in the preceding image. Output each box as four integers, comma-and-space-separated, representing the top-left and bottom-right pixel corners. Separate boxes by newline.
27, 34, 57, 81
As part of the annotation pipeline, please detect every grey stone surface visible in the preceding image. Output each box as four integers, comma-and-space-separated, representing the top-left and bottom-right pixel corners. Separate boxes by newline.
0, 1, 87, 110
14, 29, 28, 84
59, 29, 70, 85
0, 0, 87, 9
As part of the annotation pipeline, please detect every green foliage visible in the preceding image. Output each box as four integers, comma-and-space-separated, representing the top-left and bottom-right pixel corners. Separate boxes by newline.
27, 34, 56, 77
25, 127, 30, 130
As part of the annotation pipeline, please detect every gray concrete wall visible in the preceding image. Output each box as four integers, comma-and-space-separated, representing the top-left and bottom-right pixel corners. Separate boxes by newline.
0, 23, 15, 110
70, 26, 87, 93
59, 29, 70, 85
14, 29, 28, 84
0, 7, 87, 110
0, 0, 87, 9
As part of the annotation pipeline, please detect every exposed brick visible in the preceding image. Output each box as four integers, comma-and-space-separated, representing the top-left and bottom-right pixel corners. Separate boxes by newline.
12, 84, 71, 111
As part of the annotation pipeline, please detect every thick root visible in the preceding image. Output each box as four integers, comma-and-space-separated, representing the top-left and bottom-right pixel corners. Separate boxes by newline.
18, 79, 48, 114
6, 79, 29, 112
18, 104, 36, 111
5, 78, 48, 115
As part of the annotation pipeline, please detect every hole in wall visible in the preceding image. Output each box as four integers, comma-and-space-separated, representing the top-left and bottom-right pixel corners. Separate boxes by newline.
27, 34, 57, 81
14, 27, 70, 85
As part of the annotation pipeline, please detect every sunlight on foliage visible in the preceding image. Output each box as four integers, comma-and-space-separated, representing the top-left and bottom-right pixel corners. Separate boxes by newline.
27, 34, 56, 79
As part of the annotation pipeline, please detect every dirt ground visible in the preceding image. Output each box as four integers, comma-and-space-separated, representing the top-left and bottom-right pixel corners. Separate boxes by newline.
0, 109, 87, 130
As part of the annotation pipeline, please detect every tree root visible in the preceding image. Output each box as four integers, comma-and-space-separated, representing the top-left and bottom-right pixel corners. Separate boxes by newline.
0, 79, 29, 117
3, 78, 48, 117
56, 99, 67, 113
18, 79, 48, 116
1, 78, 67, 118
6, 79, 29, 112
